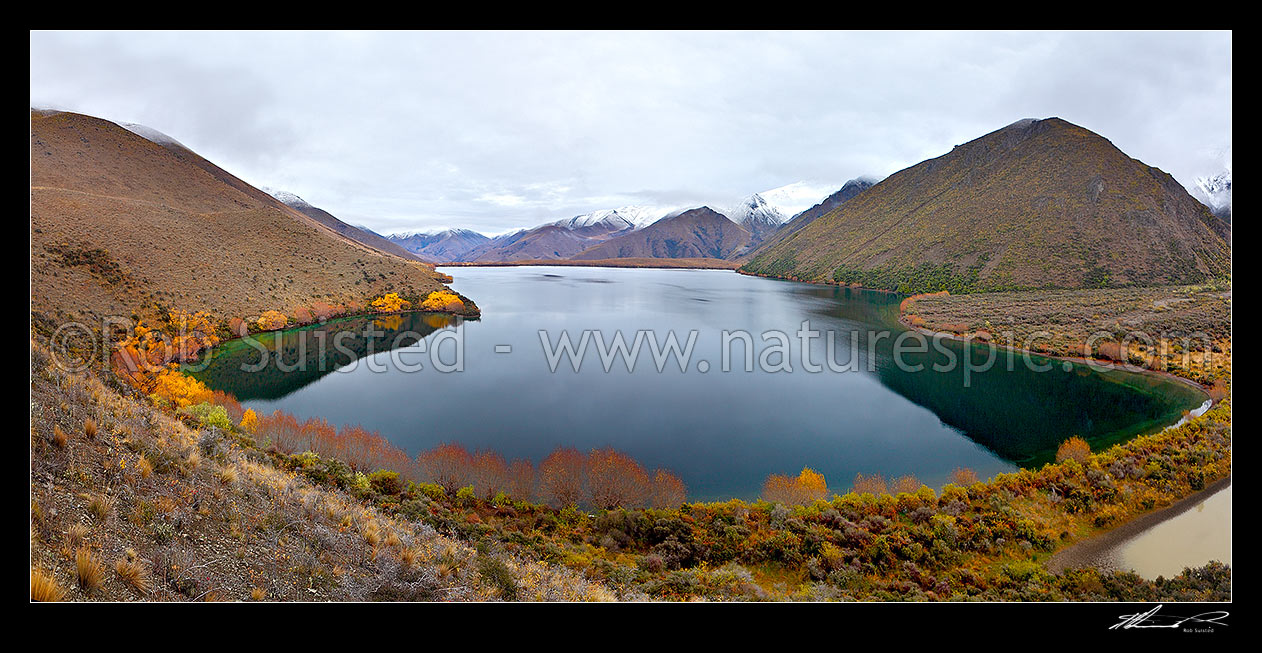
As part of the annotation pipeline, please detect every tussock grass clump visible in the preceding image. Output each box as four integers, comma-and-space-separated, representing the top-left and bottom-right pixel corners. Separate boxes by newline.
87, 494, 113, 522
115, 557, 151, 595
67, 522, 90, 547
136, 454, 153, 479
52, 424, 68, 448
84, 418, 97, 439
31, 568, 65, 602
75, 547, 105, 592
216, 466, 238, 485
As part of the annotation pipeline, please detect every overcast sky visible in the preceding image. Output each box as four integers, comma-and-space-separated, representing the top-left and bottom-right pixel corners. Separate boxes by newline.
30, 30, 1232, 235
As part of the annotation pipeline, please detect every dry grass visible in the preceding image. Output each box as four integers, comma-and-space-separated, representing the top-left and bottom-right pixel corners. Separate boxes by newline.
31, 568, 65, 602
52, 424, 68, 449
136, 454, 153, 479
87, 494, 113, 522
74, 547, 105, 592
67, 522, 89, 548
250, 586, 267, 601
114, 557, 151, 595
83, 418, 97, 440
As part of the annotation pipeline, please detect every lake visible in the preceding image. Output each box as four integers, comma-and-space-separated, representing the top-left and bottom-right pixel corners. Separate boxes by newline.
193, 267, 1206, 501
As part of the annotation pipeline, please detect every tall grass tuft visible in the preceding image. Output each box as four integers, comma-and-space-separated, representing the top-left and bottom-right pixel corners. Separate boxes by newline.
31, 568, 65, 602
75, 547, 105, 592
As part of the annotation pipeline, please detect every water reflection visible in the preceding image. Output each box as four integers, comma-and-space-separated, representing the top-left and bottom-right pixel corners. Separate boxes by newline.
190, 312, 463, 400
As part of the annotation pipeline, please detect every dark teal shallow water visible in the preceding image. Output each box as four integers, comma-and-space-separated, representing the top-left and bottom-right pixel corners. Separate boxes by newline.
192, 267, 1205, 501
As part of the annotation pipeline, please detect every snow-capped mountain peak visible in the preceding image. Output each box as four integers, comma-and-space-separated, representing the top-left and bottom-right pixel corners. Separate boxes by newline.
553, 206, 678, 231
1191, 170, 1232, 219
725, 193, 787, 229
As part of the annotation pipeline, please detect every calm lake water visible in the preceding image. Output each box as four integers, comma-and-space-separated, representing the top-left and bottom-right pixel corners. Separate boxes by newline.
1109, 484, 1232, 579
194, 267, 1206, 501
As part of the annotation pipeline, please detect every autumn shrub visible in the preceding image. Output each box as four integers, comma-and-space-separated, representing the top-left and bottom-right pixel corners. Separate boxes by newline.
470, 450, 509, 499
240, 408, 258, 433
150, 369, 214, 408
539, 447, 586, 508
891, 474, 923, 495
587, 448, 651, 509
949, 467, 979, 486
256, 310, 288, 331
417, 443, 474, 493
179, 402, 233, 430
761, 467, 829, 505
420, 290, 464, 312
367, 470, 403, 495
371, 292, 412, 313
1056, 436, 1092, 464
852, 473, 888, 495
650, 469, 687, 508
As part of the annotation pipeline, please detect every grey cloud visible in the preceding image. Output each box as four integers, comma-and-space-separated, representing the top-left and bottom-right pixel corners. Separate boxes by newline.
30, 30, 1231, 235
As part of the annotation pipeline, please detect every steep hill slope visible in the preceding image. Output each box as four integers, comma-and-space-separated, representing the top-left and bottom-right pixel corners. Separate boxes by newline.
266, 190, 431, 263
30, 110, 455, 326
742, 118, 1231, 293
572, 207, 752, 260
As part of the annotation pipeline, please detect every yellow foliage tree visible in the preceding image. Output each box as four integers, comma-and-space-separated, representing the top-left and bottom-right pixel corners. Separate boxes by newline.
761, 466, 829, 504
150, 369, 214, 408
420, 290, 464, 312
256, 311, 288, 331
240, 408, 258, 433
371, 292, 411, 313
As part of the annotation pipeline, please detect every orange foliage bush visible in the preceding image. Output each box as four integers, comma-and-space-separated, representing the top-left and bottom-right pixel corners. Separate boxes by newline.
1056, 436, 1091, 463
539, 447, 587, 508
416, 443, 474, 493
762, 467, 829, 505
508, 459, 536, 501
587, 448, 651, 509
650, 469, 687, 509
949, 467, 979, 486
240, 408, 258, 433
852, 472, 888, 495
891, 474, 923, 495
470, 450, 509, 499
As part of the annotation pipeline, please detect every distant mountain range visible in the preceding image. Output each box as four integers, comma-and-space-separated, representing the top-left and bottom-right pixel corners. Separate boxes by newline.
383, 181, 853, 263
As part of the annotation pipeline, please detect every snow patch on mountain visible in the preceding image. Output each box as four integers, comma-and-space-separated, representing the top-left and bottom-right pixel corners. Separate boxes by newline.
117, 121, 186, 148
1191, 170, 1232, 217
260, 187, 312, 208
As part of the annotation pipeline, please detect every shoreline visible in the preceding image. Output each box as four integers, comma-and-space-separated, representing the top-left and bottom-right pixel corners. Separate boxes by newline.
894, 312, 1212, 395
1046, 475, 1232, 575
438, 258, 740, 270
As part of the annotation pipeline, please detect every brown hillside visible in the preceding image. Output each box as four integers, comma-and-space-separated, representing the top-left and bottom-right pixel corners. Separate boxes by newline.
30, 110, 457, 326
742, 118, 1231, 293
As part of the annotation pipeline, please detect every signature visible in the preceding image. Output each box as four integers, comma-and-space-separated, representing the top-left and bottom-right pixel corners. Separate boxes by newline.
1111, 605, 1230, 630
